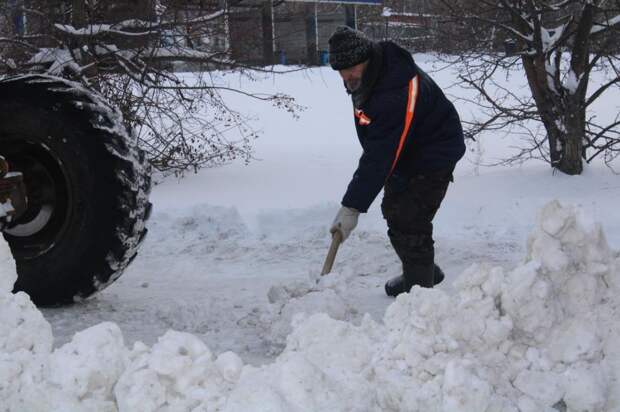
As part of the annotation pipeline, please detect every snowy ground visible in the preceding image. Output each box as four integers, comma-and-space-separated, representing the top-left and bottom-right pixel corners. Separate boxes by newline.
39, 56, 620, 362
2, 55, 620, 411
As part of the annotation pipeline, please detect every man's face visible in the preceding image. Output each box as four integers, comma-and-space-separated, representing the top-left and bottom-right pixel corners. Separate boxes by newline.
338, 60, 369, 93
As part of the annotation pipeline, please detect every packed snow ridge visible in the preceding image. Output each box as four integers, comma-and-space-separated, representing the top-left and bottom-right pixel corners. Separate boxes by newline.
1, 200, 619, 412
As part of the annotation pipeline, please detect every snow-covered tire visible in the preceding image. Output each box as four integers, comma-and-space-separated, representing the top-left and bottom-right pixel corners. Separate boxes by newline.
0, 75, 151, 306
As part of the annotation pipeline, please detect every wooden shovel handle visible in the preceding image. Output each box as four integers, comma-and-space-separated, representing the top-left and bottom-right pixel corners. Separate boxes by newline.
321, 231, 343, 276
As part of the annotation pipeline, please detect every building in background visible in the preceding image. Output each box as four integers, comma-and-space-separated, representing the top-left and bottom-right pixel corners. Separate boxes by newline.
1, 0, 385, 68
362, 0, 441, 52
228, 0, 382, 66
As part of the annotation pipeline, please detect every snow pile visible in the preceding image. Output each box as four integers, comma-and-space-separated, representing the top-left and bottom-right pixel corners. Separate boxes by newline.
115, 331, 242, 411
1, 242, 129, 411
225, 200, 620, 411
0, 238, 16, 291
241, 272, 359, 351
0, 242, 53, 411
1, 200, 619, 411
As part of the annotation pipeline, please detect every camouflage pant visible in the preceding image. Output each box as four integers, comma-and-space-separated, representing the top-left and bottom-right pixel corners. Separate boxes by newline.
381, 167, 454, 278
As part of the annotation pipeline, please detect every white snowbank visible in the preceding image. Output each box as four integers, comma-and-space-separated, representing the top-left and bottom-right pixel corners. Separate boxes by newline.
1, 201, 619, 411
238, 275, 359, 352
0, 237, 16, 292
1, 241, 53, 412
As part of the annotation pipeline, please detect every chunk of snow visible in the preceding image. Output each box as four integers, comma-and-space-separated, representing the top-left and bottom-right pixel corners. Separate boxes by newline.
0, 239, 16, 292
565, 70, 581, 94
591, 15, 620, 34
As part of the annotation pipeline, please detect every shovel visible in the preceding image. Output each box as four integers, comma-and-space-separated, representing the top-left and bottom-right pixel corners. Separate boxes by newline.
320, 230, 343, 276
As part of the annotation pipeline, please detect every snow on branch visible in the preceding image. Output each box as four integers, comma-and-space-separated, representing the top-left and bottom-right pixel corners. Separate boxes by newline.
136, 47, 233, 65
542, 0, 574, 12
591, 14, 620, 34
112, 9, 226, 31
465, 14, 535, 43
54, 24, 151, 38
0, 37, 39, 52
540, 23, 568, 53
54, 10, 226, 38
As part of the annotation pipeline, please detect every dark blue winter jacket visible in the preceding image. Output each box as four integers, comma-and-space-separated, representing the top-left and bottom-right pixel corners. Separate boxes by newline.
341, 41, 465, 213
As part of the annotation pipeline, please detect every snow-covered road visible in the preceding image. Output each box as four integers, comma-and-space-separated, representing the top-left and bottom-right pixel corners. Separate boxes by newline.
39, 59, 620, 364
41, 164, 620, 364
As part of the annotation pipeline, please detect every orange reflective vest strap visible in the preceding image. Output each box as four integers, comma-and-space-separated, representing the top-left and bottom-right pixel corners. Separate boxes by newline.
354, 109, 372, 126
388, 75, 420, 178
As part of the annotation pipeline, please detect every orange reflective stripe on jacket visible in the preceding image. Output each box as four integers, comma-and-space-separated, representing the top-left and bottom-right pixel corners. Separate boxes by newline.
388, 75, 420, 178
355, 109, 372, 126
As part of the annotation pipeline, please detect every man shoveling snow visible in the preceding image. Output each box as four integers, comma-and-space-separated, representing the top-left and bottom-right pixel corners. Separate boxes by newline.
326, 26, 466, 296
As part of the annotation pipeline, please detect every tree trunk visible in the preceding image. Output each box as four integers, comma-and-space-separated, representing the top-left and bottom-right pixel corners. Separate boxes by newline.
559, 128, 584, 175
72, 0, 86, 28
262, 0, 274, 65
521, 55, 562, 166
522, 56, 585, 175
558, 98, 585, 175
305, 4, 318, 66
537, 97, 585, 175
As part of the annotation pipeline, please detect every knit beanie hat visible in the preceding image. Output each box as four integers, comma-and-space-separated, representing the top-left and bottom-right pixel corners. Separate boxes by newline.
328, 26, 374, 70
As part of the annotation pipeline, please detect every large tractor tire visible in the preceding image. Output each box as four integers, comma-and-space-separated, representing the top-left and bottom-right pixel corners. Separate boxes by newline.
0, 75, 151, 306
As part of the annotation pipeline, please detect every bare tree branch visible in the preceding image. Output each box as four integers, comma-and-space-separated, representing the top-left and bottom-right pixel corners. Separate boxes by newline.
0, 0, 304, 174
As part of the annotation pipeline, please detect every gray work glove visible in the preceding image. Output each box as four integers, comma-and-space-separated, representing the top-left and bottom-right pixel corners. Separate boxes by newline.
330, 206, 360, 241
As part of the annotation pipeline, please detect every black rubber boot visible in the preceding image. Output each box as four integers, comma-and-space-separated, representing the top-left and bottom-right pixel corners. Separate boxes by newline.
384, 264, 445, 297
